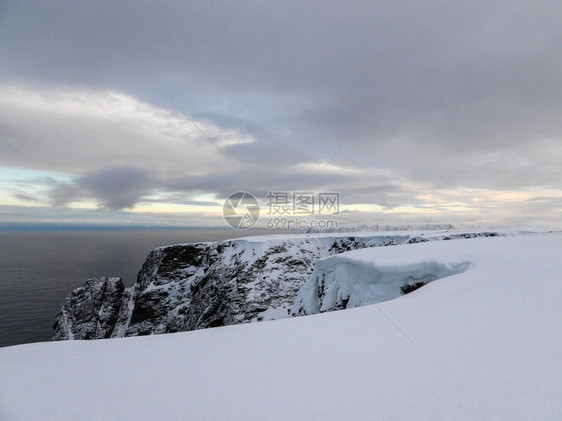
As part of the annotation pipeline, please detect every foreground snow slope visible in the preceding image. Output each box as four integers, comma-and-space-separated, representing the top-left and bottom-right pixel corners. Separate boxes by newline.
2, 234, 562, 420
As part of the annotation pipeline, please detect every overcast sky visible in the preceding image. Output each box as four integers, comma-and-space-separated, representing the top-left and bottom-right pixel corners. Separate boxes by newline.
1, 1, 562, 228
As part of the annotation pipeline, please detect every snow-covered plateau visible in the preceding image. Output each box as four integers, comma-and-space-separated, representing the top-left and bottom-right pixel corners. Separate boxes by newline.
1, 231, 561, 420
52, 229, 525, 340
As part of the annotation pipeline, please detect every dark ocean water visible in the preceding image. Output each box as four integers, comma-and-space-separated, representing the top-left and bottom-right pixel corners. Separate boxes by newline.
0, 228, 276, 348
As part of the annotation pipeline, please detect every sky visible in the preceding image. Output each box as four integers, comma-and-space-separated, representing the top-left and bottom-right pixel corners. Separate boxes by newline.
1, 1, 562, 228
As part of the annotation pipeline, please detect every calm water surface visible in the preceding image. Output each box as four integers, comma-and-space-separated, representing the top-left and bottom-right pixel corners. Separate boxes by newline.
0, 228, 276, 348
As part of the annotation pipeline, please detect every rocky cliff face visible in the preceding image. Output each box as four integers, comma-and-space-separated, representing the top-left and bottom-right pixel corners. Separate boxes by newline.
53, 231, 500, 341
53, 277, 126, 340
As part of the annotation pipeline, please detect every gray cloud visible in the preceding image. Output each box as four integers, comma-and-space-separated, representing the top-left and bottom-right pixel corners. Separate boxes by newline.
50, 167, 154, 210
79, 167, 154, 210
12, 193, 40, 203
1, 1, 562, 223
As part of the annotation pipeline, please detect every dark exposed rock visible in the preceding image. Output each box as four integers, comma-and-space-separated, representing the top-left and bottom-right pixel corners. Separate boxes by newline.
53, 231, 502, 341
52, 277, 125, 340
400, 282, 427, 295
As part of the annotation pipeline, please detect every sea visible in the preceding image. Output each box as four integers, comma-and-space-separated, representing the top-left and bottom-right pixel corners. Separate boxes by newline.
0, 228, 278, 348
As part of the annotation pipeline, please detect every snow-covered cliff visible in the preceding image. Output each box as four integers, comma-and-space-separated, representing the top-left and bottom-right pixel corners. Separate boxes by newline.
53, 230, 502, 340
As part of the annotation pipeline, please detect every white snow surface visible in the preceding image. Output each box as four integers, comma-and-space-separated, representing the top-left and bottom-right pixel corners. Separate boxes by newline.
2, 233, 562, 420
293, 245, 473, 314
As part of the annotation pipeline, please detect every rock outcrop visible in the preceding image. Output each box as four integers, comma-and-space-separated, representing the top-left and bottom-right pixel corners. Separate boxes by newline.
53, 231, 501, 340
53, 277, 125, 340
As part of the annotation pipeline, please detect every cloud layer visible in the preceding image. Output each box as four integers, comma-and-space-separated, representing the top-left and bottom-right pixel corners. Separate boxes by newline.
1, 1, 562, 225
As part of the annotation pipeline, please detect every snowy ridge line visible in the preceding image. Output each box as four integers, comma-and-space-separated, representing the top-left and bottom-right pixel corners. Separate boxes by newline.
297, 223, 485, 233
297, 224, 559, 234
52, 228, 543, 340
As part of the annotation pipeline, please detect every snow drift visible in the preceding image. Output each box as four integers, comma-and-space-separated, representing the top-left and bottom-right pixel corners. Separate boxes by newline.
2, 233, 561, 420
292, 252, 471, 315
